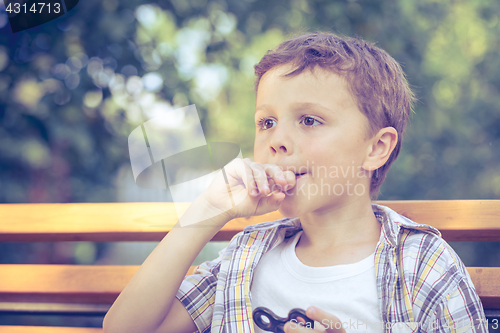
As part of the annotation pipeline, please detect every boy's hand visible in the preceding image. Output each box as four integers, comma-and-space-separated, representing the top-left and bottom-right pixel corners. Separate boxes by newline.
201, 158, 296, 221
284, 306, 346, 333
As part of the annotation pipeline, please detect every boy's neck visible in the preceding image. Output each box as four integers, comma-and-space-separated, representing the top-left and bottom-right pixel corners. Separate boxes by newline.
295, 195, 381, 263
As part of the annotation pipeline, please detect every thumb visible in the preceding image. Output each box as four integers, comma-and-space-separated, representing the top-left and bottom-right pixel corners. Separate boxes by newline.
306, 306, 346, 333
254, 190, 285, 216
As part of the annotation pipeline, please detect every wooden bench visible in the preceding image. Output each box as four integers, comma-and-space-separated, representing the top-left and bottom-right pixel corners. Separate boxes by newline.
1, 200, 499, 332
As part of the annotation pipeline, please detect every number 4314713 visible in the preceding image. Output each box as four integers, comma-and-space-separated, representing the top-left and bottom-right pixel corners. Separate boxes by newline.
5, 2, 61, 14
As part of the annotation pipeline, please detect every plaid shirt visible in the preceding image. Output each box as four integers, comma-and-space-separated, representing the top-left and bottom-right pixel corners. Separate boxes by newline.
176, 204, 488, 333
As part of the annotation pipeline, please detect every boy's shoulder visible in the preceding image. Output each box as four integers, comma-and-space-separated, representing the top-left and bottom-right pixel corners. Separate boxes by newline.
372, 203, 442, 243
374, 204, 470, 281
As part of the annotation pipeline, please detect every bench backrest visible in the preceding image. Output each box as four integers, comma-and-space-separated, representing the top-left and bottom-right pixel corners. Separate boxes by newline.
1, 200, 499, 327
2, 200, 499, 242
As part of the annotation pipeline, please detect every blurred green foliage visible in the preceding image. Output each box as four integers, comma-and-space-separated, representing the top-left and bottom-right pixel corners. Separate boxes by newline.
0, 0, 499, 203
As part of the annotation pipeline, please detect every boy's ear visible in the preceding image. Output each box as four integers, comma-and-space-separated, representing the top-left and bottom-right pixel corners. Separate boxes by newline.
362, 127, 398, 171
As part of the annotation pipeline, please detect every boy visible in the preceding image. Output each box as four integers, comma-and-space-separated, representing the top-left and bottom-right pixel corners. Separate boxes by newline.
103, 32, 487, 332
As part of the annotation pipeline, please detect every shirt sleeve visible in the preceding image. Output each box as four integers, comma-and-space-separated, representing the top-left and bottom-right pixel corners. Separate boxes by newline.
175, 248, 226, 333
426, 277, 488, 333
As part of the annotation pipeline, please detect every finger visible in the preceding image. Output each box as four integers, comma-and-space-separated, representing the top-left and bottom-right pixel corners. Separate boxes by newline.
245, 159, 270, 196
283, 320, 323, 332
305, 307, 346, 333
236, 158, 258, 197
253, 188, 286, 216
261, 164, 287, 192
267, 175, 284, 193
283, 170, 296, 191
241, 158, 269, 197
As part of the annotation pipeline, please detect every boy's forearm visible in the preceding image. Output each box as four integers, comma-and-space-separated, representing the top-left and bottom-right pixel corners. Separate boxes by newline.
103, 197, 231, 333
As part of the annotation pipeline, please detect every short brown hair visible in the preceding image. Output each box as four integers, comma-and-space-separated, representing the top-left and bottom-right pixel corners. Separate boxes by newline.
254, 31, 415, 197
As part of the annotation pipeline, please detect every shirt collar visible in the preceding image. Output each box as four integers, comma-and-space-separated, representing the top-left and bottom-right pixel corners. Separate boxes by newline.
243, 204, 441, 248
243, 216, 302, 235
372, 203, 441, 247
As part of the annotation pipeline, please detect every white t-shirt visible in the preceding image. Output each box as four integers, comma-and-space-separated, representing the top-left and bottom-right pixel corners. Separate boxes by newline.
250, 231, 384, 333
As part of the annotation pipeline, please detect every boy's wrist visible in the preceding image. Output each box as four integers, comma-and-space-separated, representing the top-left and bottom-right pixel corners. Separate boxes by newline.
179, 194, 234, 228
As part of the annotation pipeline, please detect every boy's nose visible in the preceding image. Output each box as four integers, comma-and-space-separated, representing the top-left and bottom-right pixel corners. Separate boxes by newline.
269, 124, 293, 155
271, 144, 287, 154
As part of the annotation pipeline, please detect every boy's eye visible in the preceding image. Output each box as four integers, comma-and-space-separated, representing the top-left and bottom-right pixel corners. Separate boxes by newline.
257, 118, 276, 130
302, 116, 321, 126
257, 116, 321, 130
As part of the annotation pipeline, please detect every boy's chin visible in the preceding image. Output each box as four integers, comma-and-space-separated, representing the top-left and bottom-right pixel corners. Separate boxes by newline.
277, 198, 302, 219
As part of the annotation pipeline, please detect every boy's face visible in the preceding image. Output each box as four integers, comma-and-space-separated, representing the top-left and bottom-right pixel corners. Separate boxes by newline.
254, 65, 375, 217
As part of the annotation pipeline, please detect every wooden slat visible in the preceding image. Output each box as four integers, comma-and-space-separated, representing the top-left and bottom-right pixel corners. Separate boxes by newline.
0, 265, 498, 310
0, 202, 261, 242
468, 267, 500, 310
0, 265, 139, 304
0, 327, 102, 332
0, 302, 110, 314
376, 201, 500, 242
0, 200, 499, 242
0, 264, 194, 304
